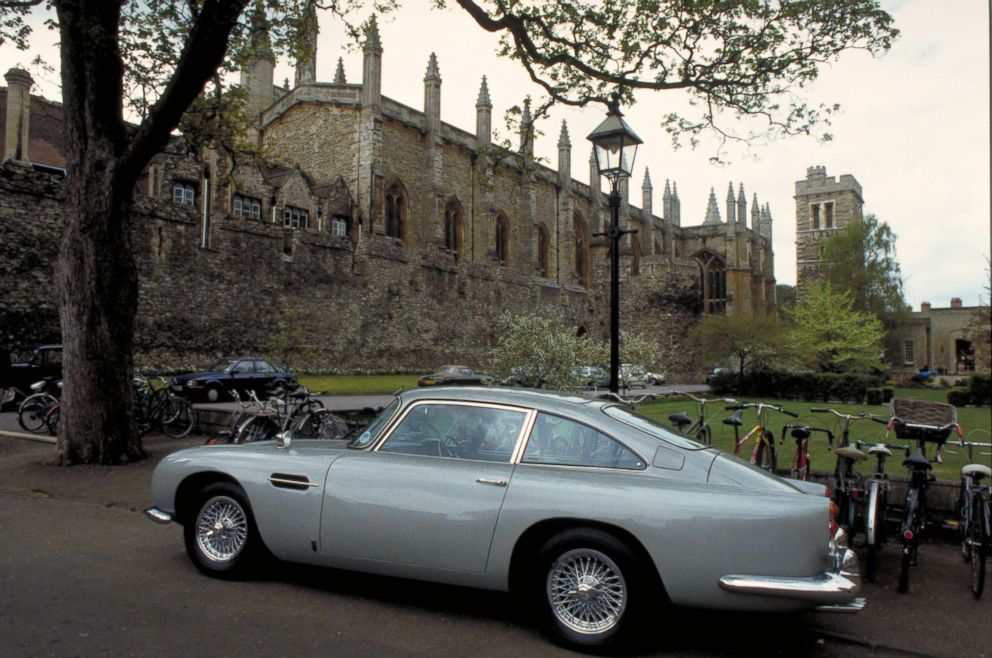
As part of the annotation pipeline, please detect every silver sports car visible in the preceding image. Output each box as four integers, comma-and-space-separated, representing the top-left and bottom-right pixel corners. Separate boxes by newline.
146, 387, 863, 648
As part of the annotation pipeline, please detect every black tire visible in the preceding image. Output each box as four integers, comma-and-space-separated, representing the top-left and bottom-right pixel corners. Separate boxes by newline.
18, 394, 55, 433
898, 543, 911, 593
205, 385, 223, 403
233, 415, 279, 444
163, 399, 195, 438
971, 496, 988, 599
535, 528, 644, 648
44, 405, 60, 436
293, 409, 349, 440
183, 482, 264, 579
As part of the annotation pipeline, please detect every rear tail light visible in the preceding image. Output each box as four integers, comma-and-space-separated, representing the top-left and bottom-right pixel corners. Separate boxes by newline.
903, 530, 914, 540
829, 499, 839, 536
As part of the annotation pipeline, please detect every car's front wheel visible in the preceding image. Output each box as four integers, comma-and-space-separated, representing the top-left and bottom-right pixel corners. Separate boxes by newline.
537, 529, 642, 648
184, 482, 263, 578
205, 385, 222, 403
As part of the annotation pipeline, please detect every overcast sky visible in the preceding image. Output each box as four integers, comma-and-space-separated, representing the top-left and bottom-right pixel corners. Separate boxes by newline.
4, 1, 989, 309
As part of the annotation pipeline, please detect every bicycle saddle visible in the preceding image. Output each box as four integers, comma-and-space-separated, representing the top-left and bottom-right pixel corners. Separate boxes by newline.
290, 389, 308, 400
867, 444, 893, 457
835, 445, 868, 461
790, 426, 811, 440
668, 412, 692, 428
902, 449, 932, 471
722, 409, 744, 427
962, 463, 992, 480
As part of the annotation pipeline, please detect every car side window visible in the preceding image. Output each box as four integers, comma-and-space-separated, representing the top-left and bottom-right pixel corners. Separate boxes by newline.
379, 403, 525, 463
254, 360, 273, 374
522, 412, 644, 469
233, 360, 252, 374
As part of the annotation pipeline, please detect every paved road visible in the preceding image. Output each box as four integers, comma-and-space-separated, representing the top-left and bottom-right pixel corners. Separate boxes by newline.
1, 433, 990, 657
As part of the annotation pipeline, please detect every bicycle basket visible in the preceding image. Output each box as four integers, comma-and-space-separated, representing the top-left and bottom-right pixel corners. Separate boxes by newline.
889, 398, 957, 442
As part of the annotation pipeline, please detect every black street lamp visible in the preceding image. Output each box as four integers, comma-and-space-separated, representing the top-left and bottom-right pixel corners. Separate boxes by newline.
587, 92, 642, 395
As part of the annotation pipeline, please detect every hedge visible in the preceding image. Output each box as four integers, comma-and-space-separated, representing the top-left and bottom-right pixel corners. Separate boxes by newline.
709, 369, 884, 403
947, 374, 992, 407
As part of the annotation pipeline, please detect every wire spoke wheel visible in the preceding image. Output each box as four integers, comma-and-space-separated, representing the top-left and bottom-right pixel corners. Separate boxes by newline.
547, 548, 627, 636
163, 399, 195, 438
971, 496, 988, 599
195, 495, 249, 563
18, 395, 55, 433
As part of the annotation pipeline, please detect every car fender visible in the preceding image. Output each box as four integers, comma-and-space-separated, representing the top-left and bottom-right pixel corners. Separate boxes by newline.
489, 464, 828, 610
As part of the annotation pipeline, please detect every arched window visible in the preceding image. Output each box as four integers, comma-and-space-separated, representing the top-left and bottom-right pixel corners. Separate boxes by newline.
495, 212, 510, 266
537, 224, 550, 277
444, 200, 462, 260
696, 252, 727, 314
385, 183, 406, 240
573, 212, 591, 288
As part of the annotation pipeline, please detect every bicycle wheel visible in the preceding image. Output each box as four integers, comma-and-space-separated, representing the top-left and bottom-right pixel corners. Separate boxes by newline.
293, 409, 349, 441
694, 425, 711, 446
971, 495, 989, 599
960, 481, 973, 563
864, 481, 883, 582
233, 416, 279, 444
163, 399, 195, 438
898, 543, 912, 594
18, 394, 55, 433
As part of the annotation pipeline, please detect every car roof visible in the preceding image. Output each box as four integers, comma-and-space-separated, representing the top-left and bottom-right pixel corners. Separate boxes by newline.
399, 386, 608, 414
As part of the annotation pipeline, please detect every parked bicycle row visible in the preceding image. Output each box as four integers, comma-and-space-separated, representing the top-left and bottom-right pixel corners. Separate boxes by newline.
615, 391, 991, 600
204, 384, 350, 446
15, 374, 196, 439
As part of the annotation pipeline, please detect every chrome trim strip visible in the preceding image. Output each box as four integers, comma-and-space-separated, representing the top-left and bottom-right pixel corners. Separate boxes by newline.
476, 478, 508, 487
510, 409, 538, 464
268, 476, 319, 488
866, 481, 880, 545
718, 568, 860, 604
144, 507, 173, 524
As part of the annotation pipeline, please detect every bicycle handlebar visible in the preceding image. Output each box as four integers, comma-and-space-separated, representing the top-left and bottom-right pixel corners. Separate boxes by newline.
811, 407, 888, 424
725, 402, 797, 417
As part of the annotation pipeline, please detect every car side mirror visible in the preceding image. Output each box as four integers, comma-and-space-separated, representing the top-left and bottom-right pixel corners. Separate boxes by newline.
275, 431, 292, 450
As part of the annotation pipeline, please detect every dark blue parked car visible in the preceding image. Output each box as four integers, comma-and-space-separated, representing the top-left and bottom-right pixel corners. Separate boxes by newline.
171, 357, 294, 402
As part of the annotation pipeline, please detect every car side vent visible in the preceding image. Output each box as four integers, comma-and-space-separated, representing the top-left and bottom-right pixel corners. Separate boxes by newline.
268, 473, 317, 491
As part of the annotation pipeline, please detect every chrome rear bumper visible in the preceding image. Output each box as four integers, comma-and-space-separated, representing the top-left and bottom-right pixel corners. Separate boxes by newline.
719, 528, 863, 610
144, 507, 173, 524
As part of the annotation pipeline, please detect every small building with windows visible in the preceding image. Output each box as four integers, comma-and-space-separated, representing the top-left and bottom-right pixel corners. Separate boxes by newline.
898, 299, 987, 379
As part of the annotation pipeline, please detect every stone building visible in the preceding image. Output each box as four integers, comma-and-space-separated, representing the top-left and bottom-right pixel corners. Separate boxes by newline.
0, 19, 777, 373
794, 165, 864, 292
899, 299, 987, 378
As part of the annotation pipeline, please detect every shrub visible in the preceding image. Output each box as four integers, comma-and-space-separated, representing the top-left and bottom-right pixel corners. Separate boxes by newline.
866, 388, 883, 405
882, 387, 895, 403
947, 387, 971, 407
968, 374, 991, 406
706, 369, 880, 403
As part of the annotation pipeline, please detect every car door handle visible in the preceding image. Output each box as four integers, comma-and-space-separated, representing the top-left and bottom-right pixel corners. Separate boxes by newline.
476, 478, 507, 487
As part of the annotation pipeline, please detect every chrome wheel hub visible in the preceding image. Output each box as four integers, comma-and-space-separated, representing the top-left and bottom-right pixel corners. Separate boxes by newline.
196, 496, 248, 562
547, 548, 626, 635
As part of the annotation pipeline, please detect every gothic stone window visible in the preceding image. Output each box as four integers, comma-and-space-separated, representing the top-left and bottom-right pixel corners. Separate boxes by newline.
697, 253, 727, 315
811, 203, 821, 230
284, 205, 309, 230
233, 194, 261, 220
537, 224, 550, 277
573, 212, 591, 288
444, 201, 462, 259
385, 184, 406, 240
495, 212, 510, 266
824, 201, 834, 228
173, 181, 195, 206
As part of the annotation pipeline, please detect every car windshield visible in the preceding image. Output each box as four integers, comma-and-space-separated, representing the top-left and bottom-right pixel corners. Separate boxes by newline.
209, 360, 239, 372
349, 399, 400, 449
601, 405, 708, 451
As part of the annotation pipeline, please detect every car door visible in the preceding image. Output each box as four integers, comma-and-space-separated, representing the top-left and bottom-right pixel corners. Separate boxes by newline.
229, 359, 253, 395
252, 359, 275, 391
320, 401, 531, 573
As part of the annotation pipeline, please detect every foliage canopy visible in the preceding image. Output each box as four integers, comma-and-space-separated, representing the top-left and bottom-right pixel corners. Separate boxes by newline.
789, 282, 885, 374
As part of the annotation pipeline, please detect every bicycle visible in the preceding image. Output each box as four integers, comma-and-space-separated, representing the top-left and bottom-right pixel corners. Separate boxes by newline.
810, 407, 886, 536
854, 438, 908, 582
726, 402, 798, 472
886, 398, 961, 594
779, 421, 833, 481
946, 430, 991, 598
134, 376, 196, 438
17, 377, 61, 434
667, 391, 739, 445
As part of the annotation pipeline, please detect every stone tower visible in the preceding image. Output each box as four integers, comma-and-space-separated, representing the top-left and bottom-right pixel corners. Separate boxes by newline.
794, 166, 863, 292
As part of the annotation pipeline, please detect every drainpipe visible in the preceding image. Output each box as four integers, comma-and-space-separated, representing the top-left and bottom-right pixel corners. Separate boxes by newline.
200, 167, 211, 248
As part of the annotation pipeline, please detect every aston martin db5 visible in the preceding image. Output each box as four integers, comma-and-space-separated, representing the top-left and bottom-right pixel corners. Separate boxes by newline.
146, 388, 863, 648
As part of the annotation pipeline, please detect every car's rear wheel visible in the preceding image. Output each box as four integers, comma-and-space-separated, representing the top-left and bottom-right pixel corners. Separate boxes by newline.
184, 482, 262, 578
537, 529, 642, 648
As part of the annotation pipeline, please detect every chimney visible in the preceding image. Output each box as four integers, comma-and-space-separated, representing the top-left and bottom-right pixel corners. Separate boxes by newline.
4, 68, 33, 165
920, 301, 931, 312
950, 297, 963, 308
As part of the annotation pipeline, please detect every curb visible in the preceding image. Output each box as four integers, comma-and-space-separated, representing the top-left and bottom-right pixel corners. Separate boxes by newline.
0, 429, 56, 444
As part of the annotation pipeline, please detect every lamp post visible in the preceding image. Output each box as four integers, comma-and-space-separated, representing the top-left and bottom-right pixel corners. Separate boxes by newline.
587, 92, 643, 395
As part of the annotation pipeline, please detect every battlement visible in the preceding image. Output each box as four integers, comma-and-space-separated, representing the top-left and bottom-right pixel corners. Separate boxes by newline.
795, 166, 863, 199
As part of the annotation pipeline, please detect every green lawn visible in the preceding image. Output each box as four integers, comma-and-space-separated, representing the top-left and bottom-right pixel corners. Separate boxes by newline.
637, 390, 991, 481
297, 374, 420, 395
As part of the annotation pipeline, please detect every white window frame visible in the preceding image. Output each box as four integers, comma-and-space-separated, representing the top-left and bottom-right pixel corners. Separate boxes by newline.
330, 216, 348, 237
283, 206, 309, 230
173, 181, 195, 206
233, 194, 261, 220
904, 340, 915, 365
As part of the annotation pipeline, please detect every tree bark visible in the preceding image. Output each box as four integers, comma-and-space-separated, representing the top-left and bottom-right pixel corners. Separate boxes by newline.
53, 0, 144, 464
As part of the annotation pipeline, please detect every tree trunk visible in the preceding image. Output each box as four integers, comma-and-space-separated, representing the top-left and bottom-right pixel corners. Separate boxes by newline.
53, 0, 143, 464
